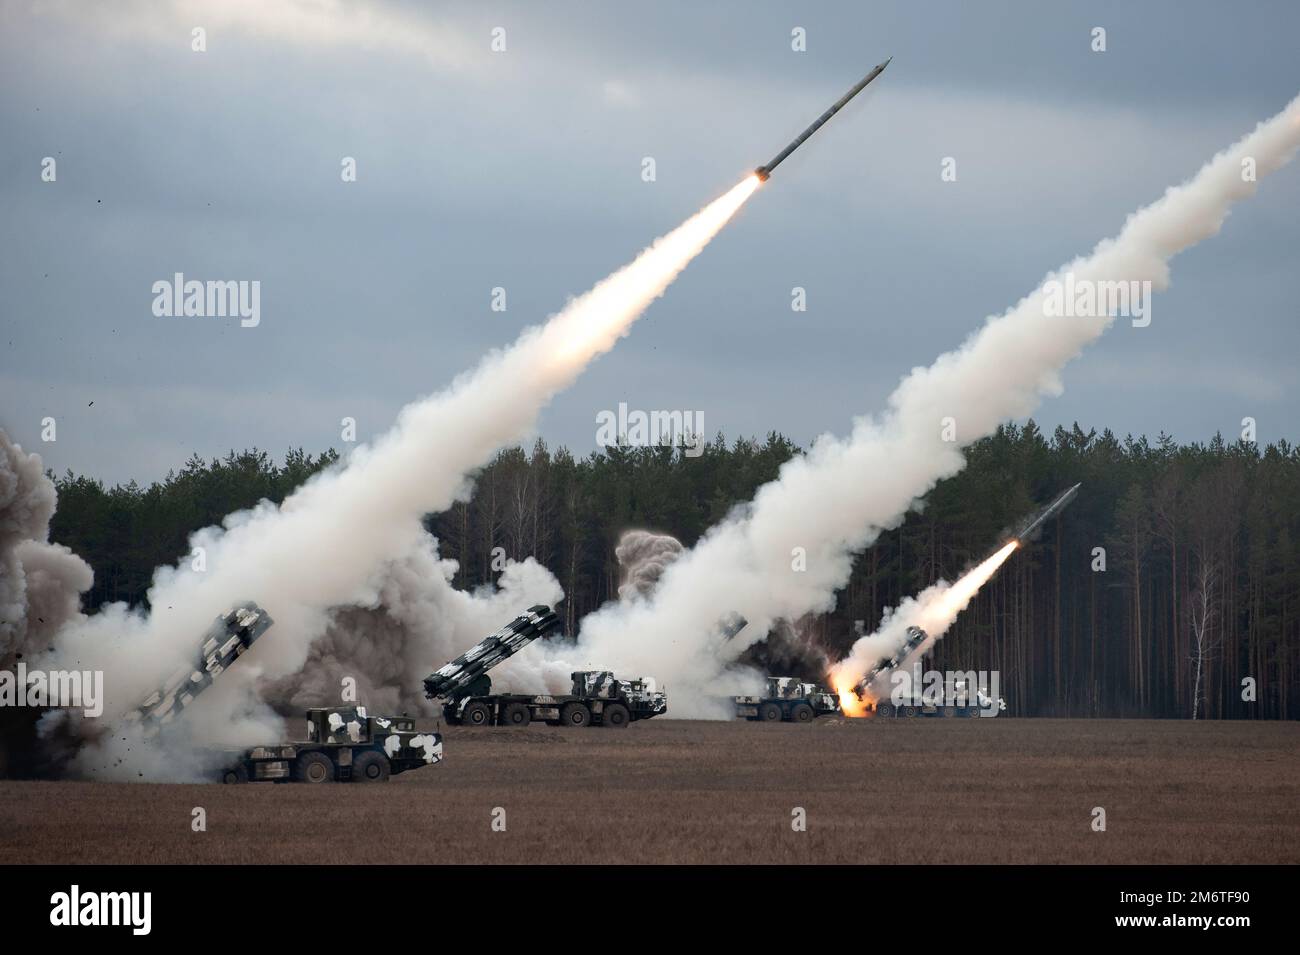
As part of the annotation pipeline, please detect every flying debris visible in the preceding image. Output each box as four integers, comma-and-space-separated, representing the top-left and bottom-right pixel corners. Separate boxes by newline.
1014, 483, 1081, 542
754, 56, 892, 181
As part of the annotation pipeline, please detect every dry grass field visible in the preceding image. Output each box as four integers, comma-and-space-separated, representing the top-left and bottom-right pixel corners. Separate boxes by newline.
1, 718, 1296, 864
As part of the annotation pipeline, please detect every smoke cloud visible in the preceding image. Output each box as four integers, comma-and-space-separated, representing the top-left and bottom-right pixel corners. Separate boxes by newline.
32, 176, 757, 776
0, 432, 92, 663
615, 529, 684, 601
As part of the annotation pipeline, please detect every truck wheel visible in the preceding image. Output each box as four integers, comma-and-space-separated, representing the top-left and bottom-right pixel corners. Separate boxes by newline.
603, 703, 630, 728
940, 705, 956, 718
294, 751, 335, 784
875, 703, 894, 718
966, 706, 981, 718
759, 702, 782, 722
221, 764, 249, 784
502, 702, 531, 726
462, 701, 492, 726
560, 702, 590, 727
791, 703, 815, 723
352, 750, 390, 783
902, 705, 918, 718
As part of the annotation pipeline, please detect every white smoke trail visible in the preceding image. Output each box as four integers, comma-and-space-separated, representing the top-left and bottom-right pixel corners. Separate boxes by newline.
38, 176, 758, 774
829, 542, 1018, 708
531, 94, 1300, 715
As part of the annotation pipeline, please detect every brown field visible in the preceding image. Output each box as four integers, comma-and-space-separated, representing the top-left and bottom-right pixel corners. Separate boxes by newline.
1, 718, 1297, 864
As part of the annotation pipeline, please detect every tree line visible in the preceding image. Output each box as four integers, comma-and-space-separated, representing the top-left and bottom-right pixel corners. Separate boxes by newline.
49, 422, 1300, 719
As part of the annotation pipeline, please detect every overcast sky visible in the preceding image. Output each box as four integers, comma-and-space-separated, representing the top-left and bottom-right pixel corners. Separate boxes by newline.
2, 0, 1298, 485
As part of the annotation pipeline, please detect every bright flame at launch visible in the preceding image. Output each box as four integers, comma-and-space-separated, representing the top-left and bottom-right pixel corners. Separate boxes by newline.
830, 540, 1019, 716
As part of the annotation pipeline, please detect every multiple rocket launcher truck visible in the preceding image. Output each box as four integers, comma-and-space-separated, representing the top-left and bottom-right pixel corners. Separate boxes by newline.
130, 602, 665, 783
127, 603, 445, 784
423, 605, 667, 728
136, 602, 989, 784
734, 626, 1002, 721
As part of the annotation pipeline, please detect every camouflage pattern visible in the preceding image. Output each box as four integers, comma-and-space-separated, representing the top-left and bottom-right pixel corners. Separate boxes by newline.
735, 676, 839, 722
571, 670, 667, 719
440, 670, 666, 728
223, 705, 442, 783
426, 609, 666, 728
126, 602, 273, 738
423, 605, 560, 702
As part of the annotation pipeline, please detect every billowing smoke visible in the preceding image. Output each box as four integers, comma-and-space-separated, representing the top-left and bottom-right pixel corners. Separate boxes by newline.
0, 432, 92, 664
260, 545, 562, 716
32, 176, 758, 777
615, 530, 684, 600
0, 432, 96, 776
533, 94, 1300, 715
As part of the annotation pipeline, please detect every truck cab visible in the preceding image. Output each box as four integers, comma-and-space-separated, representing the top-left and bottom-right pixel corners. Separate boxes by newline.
735, 677, 840, 722
222, 706, 442, 784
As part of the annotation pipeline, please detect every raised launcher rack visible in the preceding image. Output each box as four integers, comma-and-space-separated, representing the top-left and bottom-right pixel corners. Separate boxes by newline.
853, 625, 929, 697
423, 604, 561, 703
126, 602, 273, 738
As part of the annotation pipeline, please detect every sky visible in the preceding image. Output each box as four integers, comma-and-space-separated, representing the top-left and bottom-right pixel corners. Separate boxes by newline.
2, 0, 1298, 486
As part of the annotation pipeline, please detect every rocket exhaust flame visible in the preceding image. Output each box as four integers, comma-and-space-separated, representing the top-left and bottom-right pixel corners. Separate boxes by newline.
830, 541, 1018, 715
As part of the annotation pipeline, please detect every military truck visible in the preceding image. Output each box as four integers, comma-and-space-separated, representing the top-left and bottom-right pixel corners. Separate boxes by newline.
855, 625, 1005, 717
219, 705, 443, 783
444, 670, 666, 728
424, 605, 667, 728
873, 680, 1002, 718
735, 677, 840, 723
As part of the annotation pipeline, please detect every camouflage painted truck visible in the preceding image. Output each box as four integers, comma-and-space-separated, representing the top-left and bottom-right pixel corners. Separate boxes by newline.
857, 626, 1004, 718
424, 604, 668, 728
126, 602, 443, 783
219, 705, 443, 784
735, 676, 841, 723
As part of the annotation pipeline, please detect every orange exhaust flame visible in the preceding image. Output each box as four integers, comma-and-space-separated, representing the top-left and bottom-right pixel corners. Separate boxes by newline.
828, 540, 1020, 716
832, 672, 869, 717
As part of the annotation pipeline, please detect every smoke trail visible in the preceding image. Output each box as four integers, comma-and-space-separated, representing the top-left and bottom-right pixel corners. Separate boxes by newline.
36, 176, 758, 775
537, 94, 1300, 715
829, 542, 1018, 707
